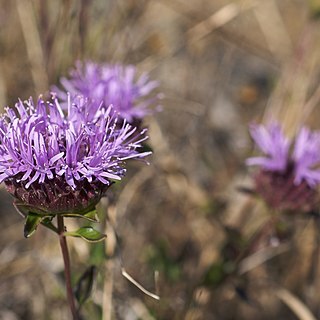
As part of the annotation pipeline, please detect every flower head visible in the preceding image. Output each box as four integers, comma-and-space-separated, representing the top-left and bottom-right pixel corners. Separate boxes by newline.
246, 122, 289, 172
246, 122, 320, 212
247, 122, 320, 188
292, 127, 320, 187
0, 95, 151, 215
53, 61, 160, 123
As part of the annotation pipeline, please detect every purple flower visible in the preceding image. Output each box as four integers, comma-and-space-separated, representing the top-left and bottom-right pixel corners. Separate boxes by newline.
292, 127, 320, 187
247, 122, 320, 188
246, 122, 320, 212
246, 122, 289, 172
53, 61, 160, 123
0, 95, 151, 215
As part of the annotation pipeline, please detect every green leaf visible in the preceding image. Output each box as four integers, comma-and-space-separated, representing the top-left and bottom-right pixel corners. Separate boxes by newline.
24, 213, 57, 237
62, 209, 99, 222
14, 202, 52, 217
203, 262, 226, 286
74, 266, 96, 307
83, 209, 100, 222
89, 242, 106, 265
65, 226, 106, 243
24, 213, 43, 238
41, 217, 58, 234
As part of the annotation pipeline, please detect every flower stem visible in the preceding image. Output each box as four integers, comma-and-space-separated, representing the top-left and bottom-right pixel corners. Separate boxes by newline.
57, 215, 79, 320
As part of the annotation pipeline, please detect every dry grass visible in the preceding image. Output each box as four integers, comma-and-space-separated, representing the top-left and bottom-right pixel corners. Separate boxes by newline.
1, 0, 320, 319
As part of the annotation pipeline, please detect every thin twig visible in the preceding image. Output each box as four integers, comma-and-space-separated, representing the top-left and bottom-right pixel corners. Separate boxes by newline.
103, 258, 114, 320
276, 287, 317, 320
187, 1, 258, 42
253, 0, 292, 59
102, 216, 116, 320
302, 85, 320, 124
102, 202, 161, 319
238, 243, 289, 275
57, 216, 79, 320
0, 64, 6, 108
16, 0, 48, 94
121, 267, 160, 301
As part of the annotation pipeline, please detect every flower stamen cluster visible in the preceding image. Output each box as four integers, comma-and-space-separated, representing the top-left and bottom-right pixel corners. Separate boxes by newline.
246, 122, 320, 188
53, 61, 161, 123
0, 95, 151, 215
246, 122, 320, 212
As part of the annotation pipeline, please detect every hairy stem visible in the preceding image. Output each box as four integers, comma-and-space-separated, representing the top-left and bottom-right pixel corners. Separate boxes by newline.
57, 215, 79, 320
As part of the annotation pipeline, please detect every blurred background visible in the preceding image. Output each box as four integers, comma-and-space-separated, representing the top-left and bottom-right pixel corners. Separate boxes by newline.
1, 0, 320, 319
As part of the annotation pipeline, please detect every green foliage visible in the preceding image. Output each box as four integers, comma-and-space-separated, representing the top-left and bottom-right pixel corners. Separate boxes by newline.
89, 242, 106, 265
24, 213, 43, 238
40, 217, 59, 234
203, 260, 237, 287
22, 207, 101, 238
62, 209, 100, 222
74, 266, 97, 307
203, 227, 245, 287
309, 0, 320, 18
202, 198, 227, 217
23, 212, 58, 238
203, 262, 226, 286
64, 226, 106, 243
147, 241, 181, 282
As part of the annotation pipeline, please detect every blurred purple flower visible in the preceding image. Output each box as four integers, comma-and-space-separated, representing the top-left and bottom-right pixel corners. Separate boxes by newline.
292, 127, 320, 187
246, 122, 289, 172
247, 122, 320, 188
246, 122, 320, 212
0, 95, 151, 215
53, 61, 161, 123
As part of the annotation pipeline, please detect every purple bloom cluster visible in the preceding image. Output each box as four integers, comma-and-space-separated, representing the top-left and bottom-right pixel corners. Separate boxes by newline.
246, 122, 289, 172
0, 95, 150, 214
292, 127, 320, 187
53, 61, 160, 123
246, 122, 320, 188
